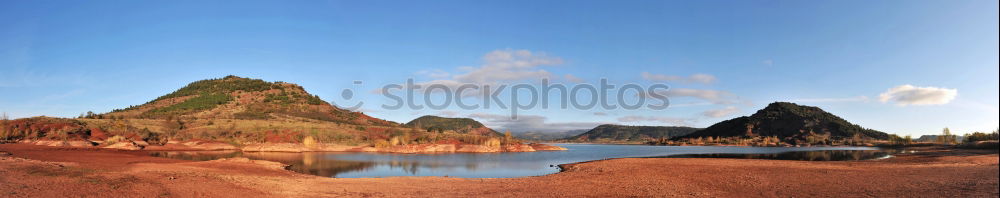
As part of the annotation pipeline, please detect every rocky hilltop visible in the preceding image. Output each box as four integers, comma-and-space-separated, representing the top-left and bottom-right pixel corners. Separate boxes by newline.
404, 115, 502, 136
676, 102, 889, 143
102, 75, 395, 126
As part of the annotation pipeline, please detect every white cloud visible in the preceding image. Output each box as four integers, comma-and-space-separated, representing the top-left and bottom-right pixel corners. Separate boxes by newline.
617, 115, 692, 126
468, 113, 607, 132
645, 88, 744, 105
878, 85, 957, 106
641, 72, 717, 84
762, 59, 774, 67
788, 96, 870, 103
701, 106, 739, 118
415, 69, 450, 78
436, 110, 459, 117
453, 49, 563, 84
564, 74, 584, 83
593, 112, 608, 116
376, 49, 564, 98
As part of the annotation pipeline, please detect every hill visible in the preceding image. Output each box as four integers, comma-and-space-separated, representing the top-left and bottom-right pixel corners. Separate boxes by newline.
6, 76, 560, 152
676, 102, 889, 143
404, 115, 501, 136
567, 124, 700, 142
99, 75, 395, 126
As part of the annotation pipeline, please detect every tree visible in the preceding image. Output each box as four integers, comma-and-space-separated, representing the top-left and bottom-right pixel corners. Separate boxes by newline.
964, 131, 999, 143
938, 127, 957, 144
503, 130, 513, 145
888, 134, 912, 145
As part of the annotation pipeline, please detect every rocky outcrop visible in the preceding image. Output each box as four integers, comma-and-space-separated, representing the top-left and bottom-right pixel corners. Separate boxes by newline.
145, 141, 239, 151
455, 145, 502, 153
376, 144, 458, 153
503, 144, 537, 152
529, 143, 568, 151
103, 142, 142, 150
241, 143, 313, 152
206, 157, 289, 170
26, 140, 96, 147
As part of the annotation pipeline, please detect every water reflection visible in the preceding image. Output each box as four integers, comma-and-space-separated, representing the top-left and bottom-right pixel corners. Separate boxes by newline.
148, 144, 886, 178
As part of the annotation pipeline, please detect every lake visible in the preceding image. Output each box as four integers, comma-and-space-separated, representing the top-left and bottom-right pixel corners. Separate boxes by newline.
149, 144, 888, 178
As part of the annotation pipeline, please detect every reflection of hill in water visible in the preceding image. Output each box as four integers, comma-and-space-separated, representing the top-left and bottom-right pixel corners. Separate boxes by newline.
662, 150, 896, 161
150, 150, 569, 177
148, 151, 376, 177
148, 151, 490, 177
241, 152, 375, 177
149, 145, 889, 178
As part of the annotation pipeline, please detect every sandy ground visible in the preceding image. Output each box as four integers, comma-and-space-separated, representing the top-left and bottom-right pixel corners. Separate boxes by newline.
1, 144, 997, 198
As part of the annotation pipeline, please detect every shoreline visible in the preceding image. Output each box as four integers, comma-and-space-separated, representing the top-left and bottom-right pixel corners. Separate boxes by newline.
2, 143, 997, 197
15, 140, 568, 154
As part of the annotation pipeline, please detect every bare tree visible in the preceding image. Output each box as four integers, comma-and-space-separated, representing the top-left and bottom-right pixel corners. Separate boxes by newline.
938, 127, 956, 144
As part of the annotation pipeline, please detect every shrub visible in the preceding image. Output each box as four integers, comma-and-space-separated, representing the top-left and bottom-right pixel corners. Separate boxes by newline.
105, 135, 128, 145
389, 136, 402, 146
483, 138, 501, 148
373, 139, 391, 148
303, 136, 318, 148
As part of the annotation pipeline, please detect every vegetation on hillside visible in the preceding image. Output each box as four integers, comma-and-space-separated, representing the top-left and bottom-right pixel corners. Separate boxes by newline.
151, 75, 276, 103
404, 115, 501, 136
146, 93, 233, 116
665, 102, 889, 146
1, 117, 89, 141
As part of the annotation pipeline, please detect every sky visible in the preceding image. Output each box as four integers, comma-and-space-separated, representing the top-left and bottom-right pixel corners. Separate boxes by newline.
1, 0, 997, 136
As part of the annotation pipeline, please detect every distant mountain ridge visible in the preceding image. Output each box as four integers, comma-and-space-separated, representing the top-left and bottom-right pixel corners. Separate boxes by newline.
678, 102, 889, 140
514, 129, 589, 141
567, 124, 700, 142
915, 135, 964, 143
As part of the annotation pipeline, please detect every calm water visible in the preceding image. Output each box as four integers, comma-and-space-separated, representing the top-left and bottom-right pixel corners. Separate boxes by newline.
149, 144, 884, 178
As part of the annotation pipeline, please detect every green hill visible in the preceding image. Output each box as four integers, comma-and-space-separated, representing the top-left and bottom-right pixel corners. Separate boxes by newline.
404, 115, 501, 136
677, 102, 889, 141
101, 75, 395, 126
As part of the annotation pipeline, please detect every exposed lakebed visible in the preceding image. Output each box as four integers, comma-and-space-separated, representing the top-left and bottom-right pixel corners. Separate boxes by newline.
149, 144, 888, 178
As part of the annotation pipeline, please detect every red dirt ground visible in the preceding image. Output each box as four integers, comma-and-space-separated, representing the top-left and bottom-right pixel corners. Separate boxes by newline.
1, 144, 996, 197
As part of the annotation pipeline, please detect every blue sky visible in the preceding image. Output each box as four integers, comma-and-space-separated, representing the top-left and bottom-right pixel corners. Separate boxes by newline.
1, 0, 997, 136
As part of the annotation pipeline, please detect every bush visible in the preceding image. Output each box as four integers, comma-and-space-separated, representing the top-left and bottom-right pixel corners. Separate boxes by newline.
373, 139, 391, 148
965, 131, 999, 143
303, 136, 318, 148
483, 138, 501, 148
105, 135, 128, 145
